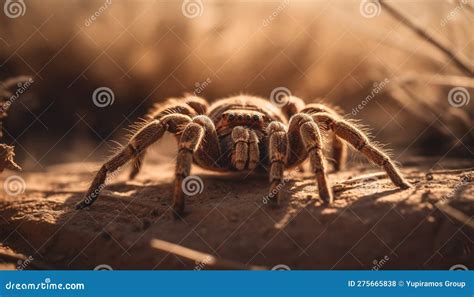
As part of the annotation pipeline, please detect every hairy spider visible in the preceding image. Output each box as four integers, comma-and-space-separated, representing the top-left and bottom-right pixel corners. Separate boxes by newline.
76, 95, 411, 217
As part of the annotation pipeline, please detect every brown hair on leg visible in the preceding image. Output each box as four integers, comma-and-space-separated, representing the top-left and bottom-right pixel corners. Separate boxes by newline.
231, 126, 250, 171
281, 96, 306, 120
248, 130, 260, 170
301, 102, 348, 171
191, 115, 221, 168
77, 120, 166, 209
288, 113, 333, 204
173, 121, 206, 217
129, 151, 144, 180
77, 114, 192, 209
300, 121, 333, 204
332, 134, 348, 171
127, 97, 207, 179
314, 112, 412, 189
267, 121, 288, 207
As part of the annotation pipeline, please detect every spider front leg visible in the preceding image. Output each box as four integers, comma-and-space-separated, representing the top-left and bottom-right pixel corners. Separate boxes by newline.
266, 122, 288, 206
129, 151, 144, 180
76, 114, 192, 209
300, 103, 348, 171
283, 96, 348, 171
288, 114, 333, 204
313, 112, 412, 189
173, 115, 221, 217
128, 96, 209, 180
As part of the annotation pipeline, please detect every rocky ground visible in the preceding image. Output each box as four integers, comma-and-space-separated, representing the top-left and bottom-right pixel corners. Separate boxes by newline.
0, 155, 472, 270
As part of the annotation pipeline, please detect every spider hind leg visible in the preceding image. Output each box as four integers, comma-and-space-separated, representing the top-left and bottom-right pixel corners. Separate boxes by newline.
313, 112, 412, 189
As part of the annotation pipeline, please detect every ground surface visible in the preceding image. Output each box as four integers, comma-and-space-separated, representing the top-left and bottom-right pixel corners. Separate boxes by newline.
0, 155, 473, 270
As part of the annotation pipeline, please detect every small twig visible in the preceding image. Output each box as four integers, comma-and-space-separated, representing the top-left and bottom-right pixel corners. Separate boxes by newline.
428, 167, 474, 175
333, 172, 388, 192
395, 74, 474, 89
150, 239, 265, 270
341, 172, 388, 185
380, 0, 473, 76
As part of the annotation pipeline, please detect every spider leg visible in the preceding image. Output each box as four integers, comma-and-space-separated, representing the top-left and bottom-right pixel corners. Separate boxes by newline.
173, 115, 220, 217
76, 114, 192, 209
191, 115, 221, 169
283, 97, 348, 171
288, 114, 333, 204
331, 133, 347, 171
280, 96, 306, 120
313, 112, 412, 189
300, 103, 348, 171
248, 130, 260, 170
129, 151, 144, 180
281, 96, 306, 173
267, 121, 288, 206
231, 126, 250, 170
128, 96, 208, 179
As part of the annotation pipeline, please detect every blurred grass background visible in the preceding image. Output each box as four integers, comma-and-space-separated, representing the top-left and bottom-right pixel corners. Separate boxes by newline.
0, 0, 472, 169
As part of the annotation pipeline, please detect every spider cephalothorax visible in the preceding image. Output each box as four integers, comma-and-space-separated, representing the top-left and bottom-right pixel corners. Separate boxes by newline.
76, 95, 411, 217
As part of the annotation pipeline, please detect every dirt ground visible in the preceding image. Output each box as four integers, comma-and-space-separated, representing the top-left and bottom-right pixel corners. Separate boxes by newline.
0, 155, 472, 270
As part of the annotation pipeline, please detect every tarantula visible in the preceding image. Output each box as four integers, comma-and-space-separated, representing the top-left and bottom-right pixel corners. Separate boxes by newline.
76, 95, 411, 217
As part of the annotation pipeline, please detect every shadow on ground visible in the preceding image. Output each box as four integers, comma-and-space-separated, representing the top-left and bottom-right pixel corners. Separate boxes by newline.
0, 156, 473, 270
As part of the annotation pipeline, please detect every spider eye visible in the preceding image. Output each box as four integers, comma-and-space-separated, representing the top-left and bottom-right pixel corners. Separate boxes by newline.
237, 115, 243, 121
245, 115, 251, 121
228, 114, 235, 121
252, 115, 260, 121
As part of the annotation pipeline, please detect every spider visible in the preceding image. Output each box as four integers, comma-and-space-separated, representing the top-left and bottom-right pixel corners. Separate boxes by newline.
76, 95, 411, 217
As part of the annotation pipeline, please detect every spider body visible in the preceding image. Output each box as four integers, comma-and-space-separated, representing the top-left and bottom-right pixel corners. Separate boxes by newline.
77, 95, 411, 217
208, 96, 283, 172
